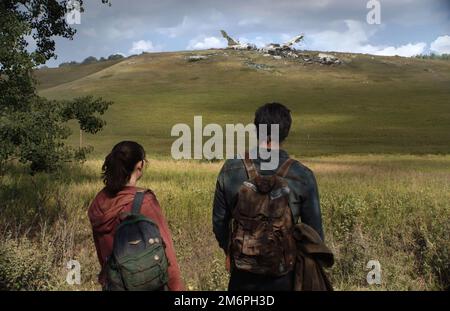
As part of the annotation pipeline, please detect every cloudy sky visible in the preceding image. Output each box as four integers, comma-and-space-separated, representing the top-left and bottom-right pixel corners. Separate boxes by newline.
46, 0, 450, 67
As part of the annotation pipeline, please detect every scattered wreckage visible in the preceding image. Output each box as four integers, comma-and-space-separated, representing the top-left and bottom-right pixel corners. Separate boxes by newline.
259, 34, 304, 55
220, 30, 342, 65
185, 31, 343, 66
187, 55, 209, 62
316, 53, 341, 65
220, 30, 257, 50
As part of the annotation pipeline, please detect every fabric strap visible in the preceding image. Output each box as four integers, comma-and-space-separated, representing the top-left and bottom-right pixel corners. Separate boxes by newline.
243, 153, 295, 179
276, 158, 295, 178
243, 153, 259, 180
131, 190, 146, 215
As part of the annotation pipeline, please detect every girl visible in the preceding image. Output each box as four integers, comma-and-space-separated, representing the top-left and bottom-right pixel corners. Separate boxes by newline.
88, 141, 184, 290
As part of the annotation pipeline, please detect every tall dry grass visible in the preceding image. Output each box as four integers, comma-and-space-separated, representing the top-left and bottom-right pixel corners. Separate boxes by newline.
0, 155, 449, 290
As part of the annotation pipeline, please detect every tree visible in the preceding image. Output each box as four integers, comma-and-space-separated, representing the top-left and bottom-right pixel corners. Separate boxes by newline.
0, 0, 112, 173
82, 56, 98, 64
61, 95, 112, 149
59, 61, 79, 67
108, 54, 124, 60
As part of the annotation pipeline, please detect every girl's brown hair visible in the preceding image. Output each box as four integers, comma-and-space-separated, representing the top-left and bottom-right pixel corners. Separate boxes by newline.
102, 141, 146, 196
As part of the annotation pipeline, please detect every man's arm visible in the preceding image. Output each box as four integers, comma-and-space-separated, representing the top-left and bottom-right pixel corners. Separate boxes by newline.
300, 169, 324, 240
212, 166, 231, 253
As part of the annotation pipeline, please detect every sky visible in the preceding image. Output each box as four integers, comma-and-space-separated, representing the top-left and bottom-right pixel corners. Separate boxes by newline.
45, 0, 450, 67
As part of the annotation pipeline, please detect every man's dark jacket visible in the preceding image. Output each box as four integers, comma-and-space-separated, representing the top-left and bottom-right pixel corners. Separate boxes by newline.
212, 149, 324, 290
293, 223, 334, 291
213, 149, 324, 251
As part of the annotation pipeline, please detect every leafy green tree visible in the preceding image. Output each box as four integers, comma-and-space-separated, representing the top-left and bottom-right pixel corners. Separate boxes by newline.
415, 53, 450, 60
108, 54, 124, 60
58, 61, 79, 67
0, 0, 111, 173
82, 56, 98, 64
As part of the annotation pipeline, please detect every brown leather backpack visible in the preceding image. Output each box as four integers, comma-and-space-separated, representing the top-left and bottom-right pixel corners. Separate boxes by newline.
230, 156, 297, 276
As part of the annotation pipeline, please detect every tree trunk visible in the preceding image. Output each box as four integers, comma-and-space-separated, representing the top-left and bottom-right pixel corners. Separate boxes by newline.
79, 129, 83, 149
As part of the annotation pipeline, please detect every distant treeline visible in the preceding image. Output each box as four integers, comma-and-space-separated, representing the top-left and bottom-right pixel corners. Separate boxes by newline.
58, 53, 128, 67
415, 53, 450, 60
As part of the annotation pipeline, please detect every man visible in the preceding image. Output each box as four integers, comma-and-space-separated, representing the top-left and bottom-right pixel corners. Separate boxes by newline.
212, 102, 324, 291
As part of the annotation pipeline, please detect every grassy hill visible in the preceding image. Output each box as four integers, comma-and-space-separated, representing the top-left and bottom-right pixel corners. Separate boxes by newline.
34, 59, 123, 90
35, 50, 450, 157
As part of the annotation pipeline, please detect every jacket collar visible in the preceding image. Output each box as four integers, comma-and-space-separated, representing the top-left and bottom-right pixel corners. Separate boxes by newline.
249, 147, 289, 162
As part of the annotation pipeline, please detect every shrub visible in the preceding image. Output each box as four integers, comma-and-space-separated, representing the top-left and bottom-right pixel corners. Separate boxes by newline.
0, 236, 55, 290
108, 54, 125, 60
81, 56, 98, 64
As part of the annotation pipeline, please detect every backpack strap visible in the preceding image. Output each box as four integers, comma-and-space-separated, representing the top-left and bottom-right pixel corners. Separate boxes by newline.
242, 153, 259, 180
131, 190, 147, 215
276, 158, 295, 178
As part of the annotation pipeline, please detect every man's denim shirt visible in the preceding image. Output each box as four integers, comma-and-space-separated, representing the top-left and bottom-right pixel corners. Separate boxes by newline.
212, 149, 324, 252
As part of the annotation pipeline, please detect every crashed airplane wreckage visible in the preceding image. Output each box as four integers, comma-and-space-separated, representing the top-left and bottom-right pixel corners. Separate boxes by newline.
220, 30, 341, 65
220, 30, 256, 50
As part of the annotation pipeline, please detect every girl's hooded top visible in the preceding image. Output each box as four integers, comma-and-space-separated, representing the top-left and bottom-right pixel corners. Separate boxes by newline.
88, 186, 184, 291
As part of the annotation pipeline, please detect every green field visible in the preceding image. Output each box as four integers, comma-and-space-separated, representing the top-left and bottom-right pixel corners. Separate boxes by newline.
35, 50, 450, 157
0, 50, 449, 291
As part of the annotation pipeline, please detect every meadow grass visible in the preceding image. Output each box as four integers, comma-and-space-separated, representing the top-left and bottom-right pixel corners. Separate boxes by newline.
36, 50, 450, 157
1, 155, 449, 290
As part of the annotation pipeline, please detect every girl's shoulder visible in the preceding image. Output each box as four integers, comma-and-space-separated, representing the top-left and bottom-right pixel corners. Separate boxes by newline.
134, 187, 157, 199
90, 187, 108, 206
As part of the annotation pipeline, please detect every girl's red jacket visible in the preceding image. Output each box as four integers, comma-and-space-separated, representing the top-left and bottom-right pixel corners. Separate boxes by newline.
88, 186, 184, 291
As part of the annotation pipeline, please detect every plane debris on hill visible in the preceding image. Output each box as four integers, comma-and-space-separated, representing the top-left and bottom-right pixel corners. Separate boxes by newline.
244, 61, 273, 71
187, 55, 209, 62
220, 30, 256, 50
317, 53, 341, 65
259, 34, 304, 55
220, 30, 342, 65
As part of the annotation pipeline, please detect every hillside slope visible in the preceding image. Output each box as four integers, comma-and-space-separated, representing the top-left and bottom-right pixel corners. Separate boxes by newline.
34, 59, 123, 90
36, 50, 450, 157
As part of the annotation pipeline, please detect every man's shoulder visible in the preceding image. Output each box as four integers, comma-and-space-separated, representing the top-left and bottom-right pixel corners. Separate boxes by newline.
221, 158, 245, 172
219, 157, 315, 177
290, 159, 314, 175
285, 159, 317, 184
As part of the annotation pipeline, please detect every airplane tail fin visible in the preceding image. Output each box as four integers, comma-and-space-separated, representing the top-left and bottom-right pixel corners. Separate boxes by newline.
284, 34, 304, 47
221, 30, 239, 46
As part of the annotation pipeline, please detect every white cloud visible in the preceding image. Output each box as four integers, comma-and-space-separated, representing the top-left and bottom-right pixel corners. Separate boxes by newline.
430, 35, 450, 55
129, 40, 161, 54
306, 20, 426, 57
238, 36, 269, 48
252, 36, 269, 48
370, 43, 427, 57
186, 36, 227, 50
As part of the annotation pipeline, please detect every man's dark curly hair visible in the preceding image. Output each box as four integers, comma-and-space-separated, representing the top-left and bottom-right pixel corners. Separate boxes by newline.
254, 102, 292, 143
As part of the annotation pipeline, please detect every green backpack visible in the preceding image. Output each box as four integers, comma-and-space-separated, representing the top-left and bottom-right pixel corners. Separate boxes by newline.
105, 190, 169, 291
